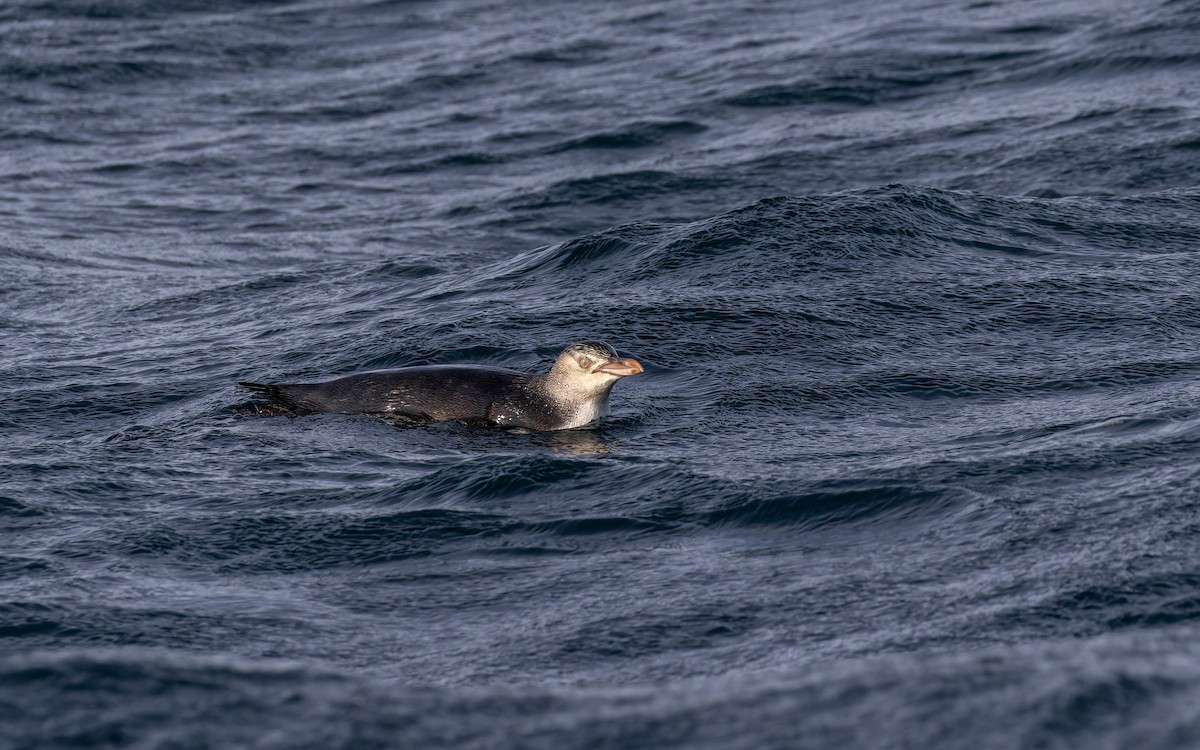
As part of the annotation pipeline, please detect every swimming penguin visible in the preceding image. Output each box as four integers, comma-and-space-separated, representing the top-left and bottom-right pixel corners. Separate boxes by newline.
238, 341, 643, 431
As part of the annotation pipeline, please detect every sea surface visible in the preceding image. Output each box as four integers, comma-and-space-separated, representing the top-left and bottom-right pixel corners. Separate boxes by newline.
3, 0, 1200, 747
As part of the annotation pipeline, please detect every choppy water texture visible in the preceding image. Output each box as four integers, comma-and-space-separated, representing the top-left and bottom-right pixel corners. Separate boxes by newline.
4, 0, 1200, 747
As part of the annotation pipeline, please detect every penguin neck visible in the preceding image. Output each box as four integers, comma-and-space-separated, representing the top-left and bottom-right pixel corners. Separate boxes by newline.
531, 371, 616, 429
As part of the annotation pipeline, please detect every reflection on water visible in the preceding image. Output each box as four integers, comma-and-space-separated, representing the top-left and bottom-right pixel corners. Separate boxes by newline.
545, 430, 614, 455
235, 407, 619, 455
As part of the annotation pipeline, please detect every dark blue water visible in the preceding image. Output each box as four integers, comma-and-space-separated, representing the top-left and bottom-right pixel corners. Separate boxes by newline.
4, 0, 1200, 747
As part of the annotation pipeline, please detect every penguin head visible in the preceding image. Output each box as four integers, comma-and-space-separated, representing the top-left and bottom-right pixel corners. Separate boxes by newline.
549, 341, 644, 395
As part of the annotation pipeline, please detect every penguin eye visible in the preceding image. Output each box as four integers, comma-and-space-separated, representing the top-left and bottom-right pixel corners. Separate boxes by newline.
578, 357, 593, 370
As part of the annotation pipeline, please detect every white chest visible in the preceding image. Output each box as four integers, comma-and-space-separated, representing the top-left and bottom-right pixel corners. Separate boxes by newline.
562, 393, 611, 429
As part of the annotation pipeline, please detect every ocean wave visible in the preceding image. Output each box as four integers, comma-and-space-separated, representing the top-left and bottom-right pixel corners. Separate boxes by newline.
5, 633, 1200, 749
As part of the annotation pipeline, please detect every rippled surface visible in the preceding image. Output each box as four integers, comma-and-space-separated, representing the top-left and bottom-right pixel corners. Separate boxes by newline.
4, 0, 1200, 747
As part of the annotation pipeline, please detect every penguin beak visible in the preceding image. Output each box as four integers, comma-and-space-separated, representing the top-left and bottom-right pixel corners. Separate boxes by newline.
596, 357, 644, 377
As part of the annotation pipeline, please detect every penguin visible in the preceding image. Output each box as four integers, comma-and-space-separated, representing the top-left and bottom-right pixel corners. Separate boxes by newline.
239, 341, 643, 431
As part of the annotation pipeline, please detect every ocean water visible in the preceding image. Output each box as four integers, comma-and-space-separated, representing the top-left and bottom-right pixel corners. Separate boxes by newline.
3, 0, 1200, 747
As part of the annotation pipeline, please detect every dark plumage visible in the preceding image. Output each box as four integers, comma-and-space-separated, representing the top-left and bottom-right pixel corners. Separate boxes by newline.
238, 341, 643, 431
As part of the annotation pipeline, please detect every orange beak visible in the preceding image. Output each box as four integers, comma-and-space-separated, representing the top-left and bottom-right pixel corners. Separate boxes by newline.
596, 357, 644, 377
